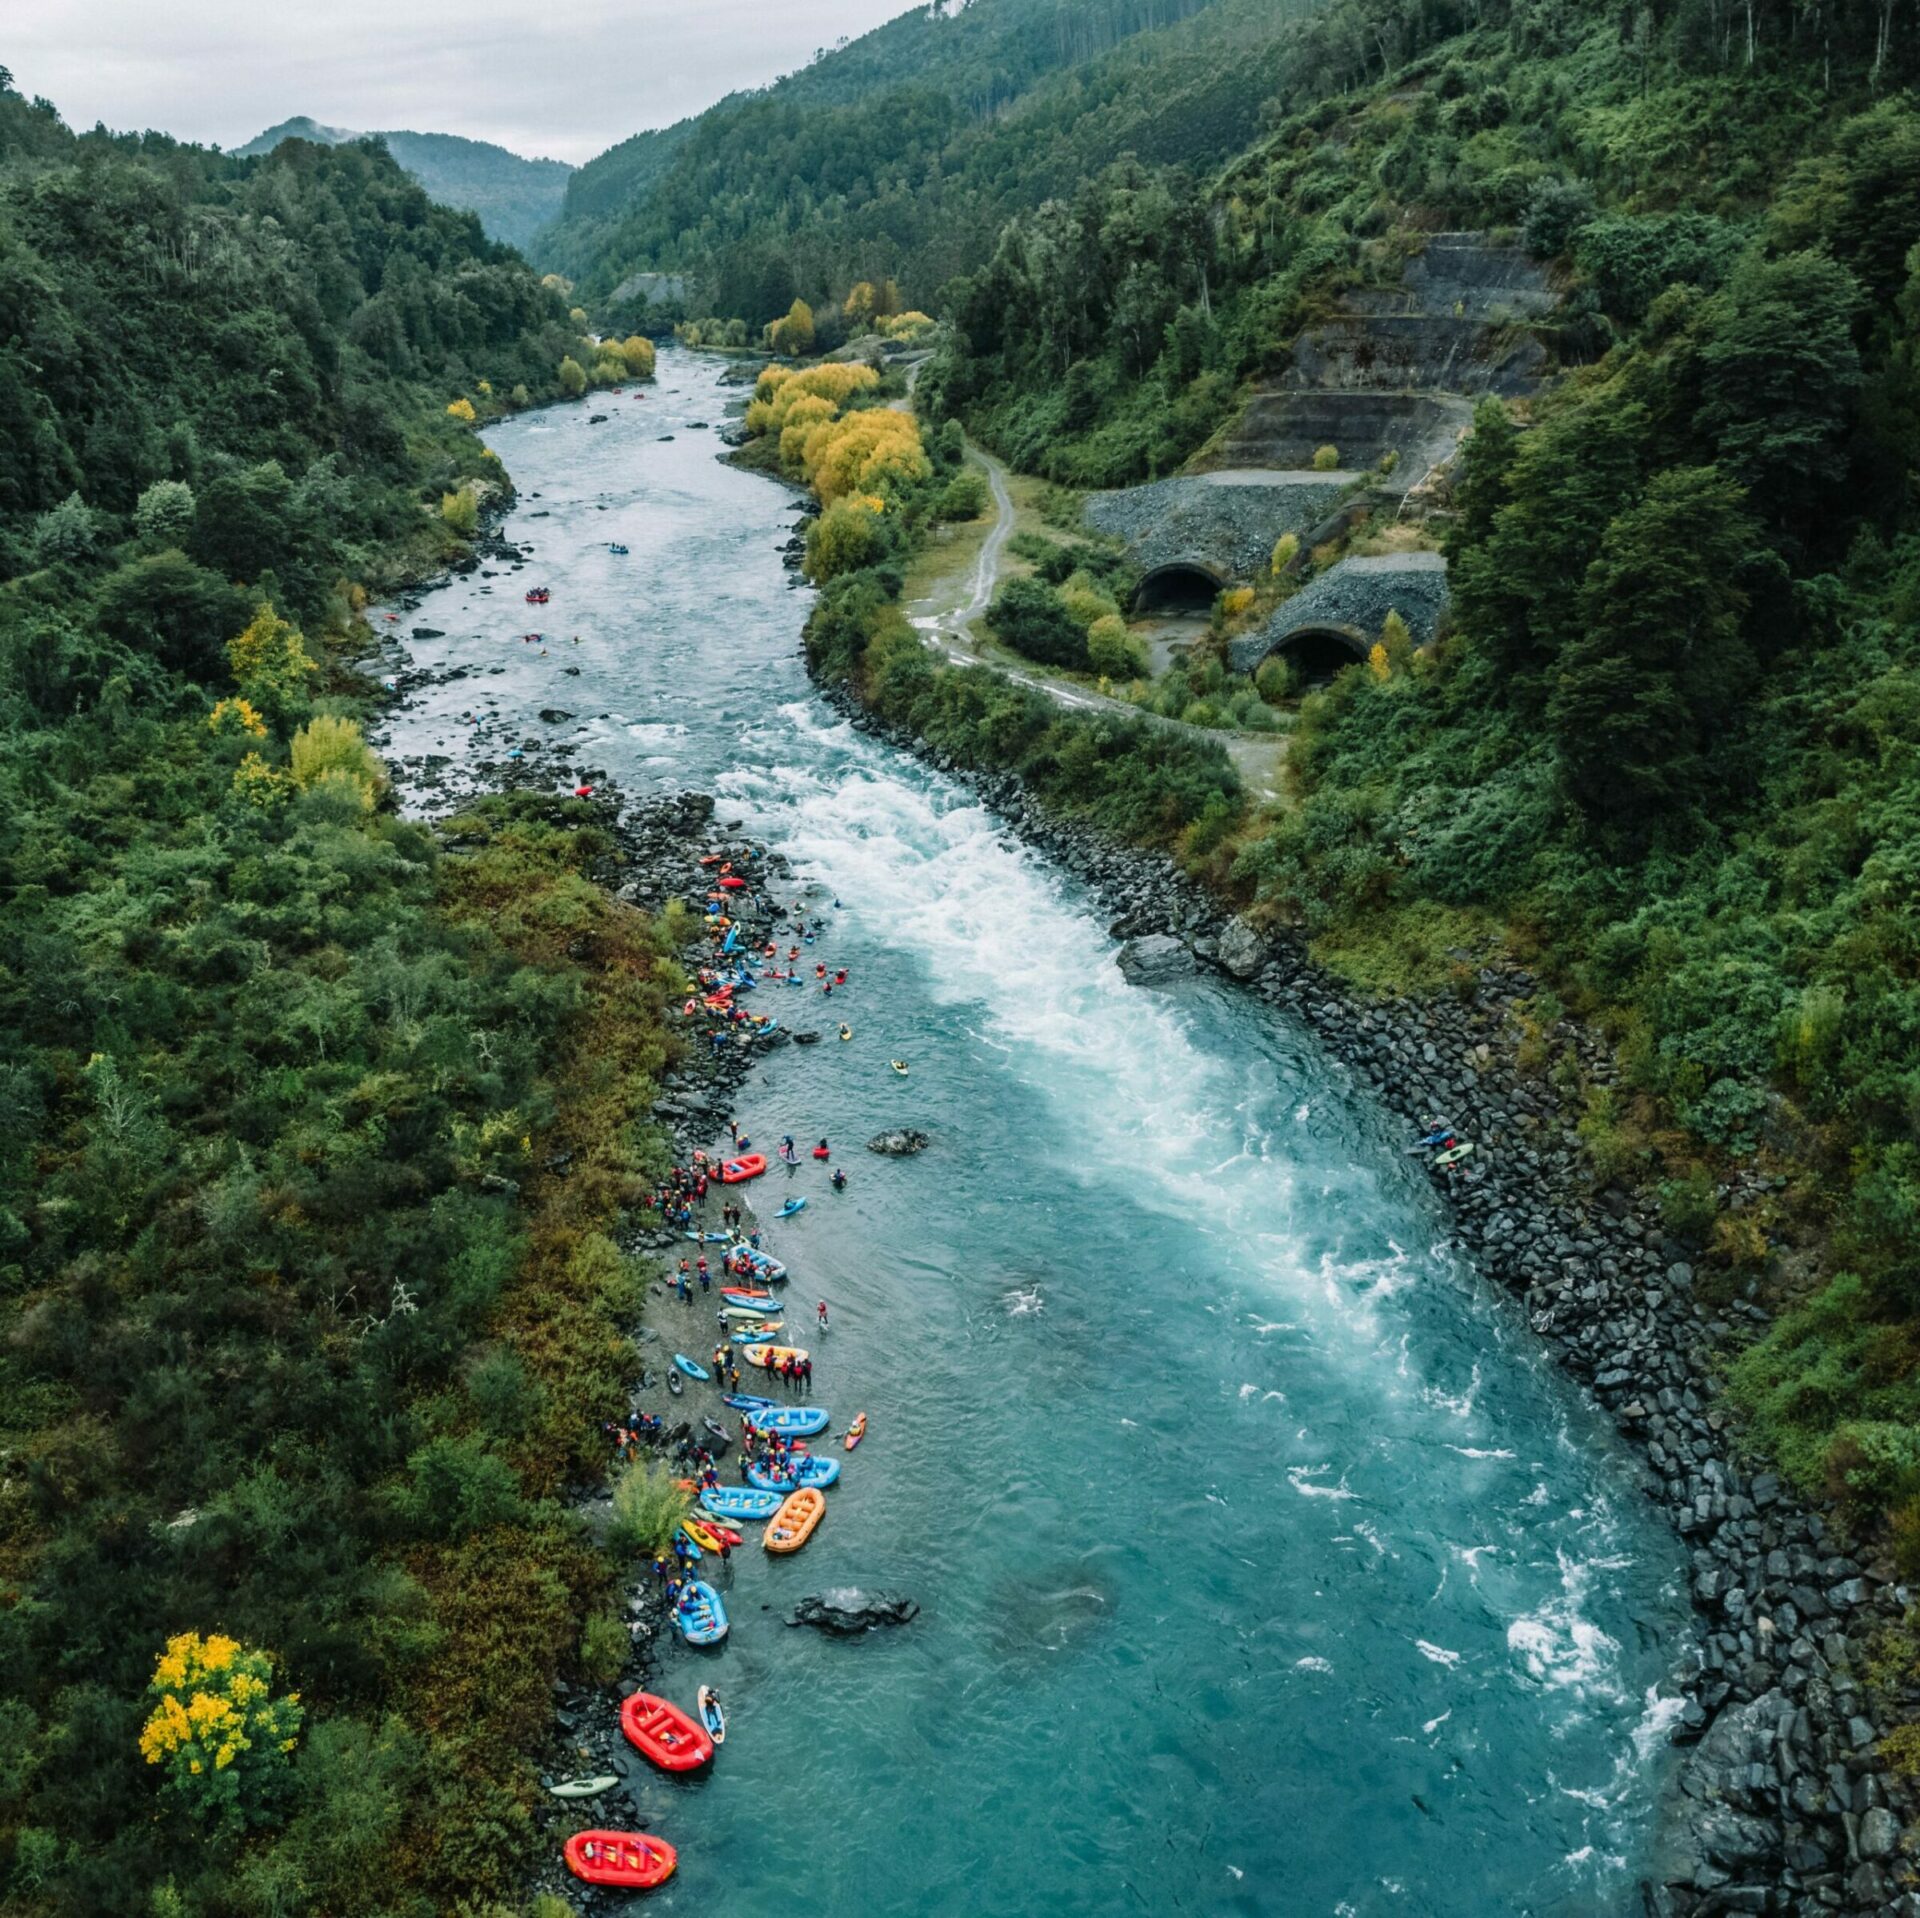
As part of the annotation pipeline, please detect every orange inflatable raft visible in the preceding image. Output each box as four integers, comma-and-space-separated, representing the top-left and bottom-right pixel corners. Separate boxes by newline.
764, 1487, 826, 1553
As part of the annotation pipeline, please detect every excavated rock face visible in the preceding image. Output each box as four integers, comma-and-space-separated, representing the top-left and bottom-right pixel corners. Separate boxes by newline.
1209, 389, 1474, 480
1199, 232, 1560, 496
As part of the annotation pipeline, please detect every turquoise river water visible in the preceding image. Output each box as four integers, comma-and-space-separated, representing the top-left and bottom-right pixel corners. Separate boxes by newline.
378, 353, 1694, 1916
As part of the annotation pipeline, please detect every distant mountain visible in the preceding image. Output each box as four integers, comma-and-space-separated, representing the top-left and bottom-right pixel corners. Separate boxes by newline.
234, 116, 572, 252
536, 0, 1308, 323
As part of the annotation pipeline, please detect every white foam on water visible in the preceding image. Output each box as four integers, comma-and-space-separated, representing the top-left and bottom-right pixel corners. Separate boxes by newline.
1632, 1687, 1688, 1762
1288, 1465, 1357, 1501
1295, 1656, 1334, 1672
1416, 1640, 1463, 1667
1423, 1708, 1452, 1735
1507, 1551, 1624, 1698
1001, 1287, 1045, 1316
1447, 1445, 1516, 1460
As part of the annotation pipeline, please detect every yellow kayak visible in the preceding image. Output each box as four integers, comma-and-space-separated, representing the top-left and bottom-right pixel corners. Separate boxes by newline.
764, 1487, 826, 1554
682, 1519, 723, 1553
741, 1343, 810, 1370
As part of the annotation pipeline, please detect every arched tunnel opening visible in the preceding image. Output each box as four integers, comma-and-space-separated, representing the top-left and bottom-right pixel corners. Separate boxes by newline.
1134, 564, 1224, 615
1269, 627, 1370, 685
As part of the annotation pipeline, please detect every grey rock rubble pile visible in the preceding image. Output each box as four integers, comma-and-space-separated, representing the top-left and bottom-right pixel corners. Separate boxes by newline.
827, 686, 1918, 1918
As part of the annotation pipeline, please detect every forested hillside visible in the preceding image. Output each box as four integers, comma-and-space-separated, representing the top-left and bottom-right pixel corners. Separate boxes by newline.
0, 74, 676, 1915
235, 117, 574, 252
625, 0, 1920, 1562
539, 0, 1309, 327
916, 0, 1920, 1543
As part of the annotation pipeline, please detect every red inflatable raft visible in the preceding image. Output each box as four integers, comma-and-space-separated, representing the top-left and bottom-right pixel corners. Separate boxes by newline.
564, 1830, 677, 1890
620, 1693, 714, 1773
718, 1154, 766, 1183
718, 875, 747, 890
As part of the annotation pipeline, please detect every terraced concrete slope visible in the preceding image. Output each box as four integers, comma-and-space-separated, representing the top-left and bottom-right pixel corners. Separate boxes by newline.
1204, 232, 1557, 494
1086, 232, 1561, 671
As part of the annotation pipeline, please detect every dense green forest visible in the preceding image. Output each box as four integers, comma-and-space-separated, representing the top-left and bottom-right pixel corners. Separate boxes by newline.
538, 0, 1312, 330
915, 0, 1920, 1538
0, 73, 677, 1915
235, 118, 574, 253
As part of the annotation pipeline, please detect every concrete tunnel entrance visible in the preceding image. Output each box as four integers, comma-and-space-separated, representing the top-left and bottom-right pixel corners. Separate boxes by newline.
1134, 563, 1224, 615
1266, 626, 1371, 684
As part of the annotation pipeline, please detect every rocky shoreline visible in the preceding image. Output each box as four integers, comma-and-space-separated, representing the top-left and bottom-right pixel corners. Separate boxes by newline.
819, 680, 1918, 1918
374, 712, 807, 1903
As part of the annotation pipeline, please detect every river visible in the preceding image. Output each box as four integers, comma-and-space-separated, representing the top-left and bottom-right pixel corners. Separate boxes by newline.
377, 351, 1694, 1916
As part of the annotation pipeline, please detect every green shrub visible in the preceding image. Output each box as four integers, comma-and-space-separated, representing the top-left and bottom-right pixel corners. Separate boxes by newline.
606, 1458, 691, 1558
938, 469, 989, 520
985, 576, 1089, 669
1087, 614, 1148, 678
579, 1612, 630, 1685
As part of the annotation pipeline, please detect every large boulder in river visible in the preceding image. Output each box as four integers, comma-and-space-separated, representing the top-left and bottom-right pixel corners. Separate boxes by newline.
867, 1129, 929, 1156
1116, 934, 1195, 985
1217, 918, 1267, 981
787, 1590, 919, 1635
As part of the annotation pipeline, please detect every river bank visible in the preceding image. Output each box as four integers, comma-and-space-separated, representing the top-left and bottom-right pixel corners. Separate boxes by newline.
818, 679, 1919, 1917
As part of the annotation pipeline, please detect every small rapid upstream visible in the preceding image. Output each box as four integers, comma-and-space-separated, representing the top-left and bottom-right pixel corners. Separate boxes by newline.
377, 353, 1693, 1916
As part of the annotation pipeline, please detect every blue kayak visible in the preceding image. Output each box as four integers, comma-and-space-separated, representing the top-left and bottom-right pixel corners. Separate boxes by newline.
746, 1456, 840, 1492
778, 1198, 807, 1217
723, 1393, 777, 1413
730, 1324, 785, 1343
700, 1487, 782, 1521
748, 1406, 829, 1438
672, 1354, 710, 1381
676, 1580, 728, 1645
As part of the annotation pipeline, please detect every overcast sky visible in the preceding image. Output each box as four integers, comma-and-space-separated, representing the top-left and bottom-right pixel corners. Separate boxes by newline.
10, 0, 917, 164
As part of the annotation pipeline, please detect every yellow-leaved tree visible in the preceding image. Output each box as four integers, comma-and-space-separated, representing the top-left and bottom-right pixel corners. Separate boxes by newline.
139, 1632, 303, 1835
768, 298, 815, 358
446, 397, 477, 424
290, 714, 385, 813
558, 356, 588, 397
619, 335, 656, 379
227, 605, 316, 733
441, 486, 479, 537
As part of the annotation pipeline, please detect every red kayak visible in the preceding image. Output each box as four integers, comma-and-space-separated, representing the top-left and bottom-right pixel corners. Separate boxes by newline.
620, 1693, 714, 1773
718, 1154, 766, 1183
718, 876, 747, 890
564, 1830, 677, 1889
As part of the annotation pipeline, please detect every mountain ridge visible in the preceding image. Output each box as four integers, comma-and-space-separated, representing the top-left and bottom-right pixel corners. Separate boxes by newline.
235, 114, 573, 251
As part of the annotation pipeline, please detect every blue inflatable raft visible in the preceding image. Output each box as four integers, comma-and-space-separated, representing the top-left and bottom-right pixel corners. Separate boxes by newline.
747, 1405, 829, 1438
676, 1580, 728, 1645
699, 1487, 782, 1521
746, 1456, 841, 1492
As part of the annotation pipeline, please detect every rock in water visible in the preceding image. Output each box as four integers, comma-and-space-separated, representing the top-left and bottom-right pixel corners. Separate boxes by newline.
867, 1129, 930, 1156
1116, 934, 1195, 985
787, 1590, 919, 1635
791, 1030, 822, 1046
538, 708, 574, 724
1217, 917, 1267, 980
